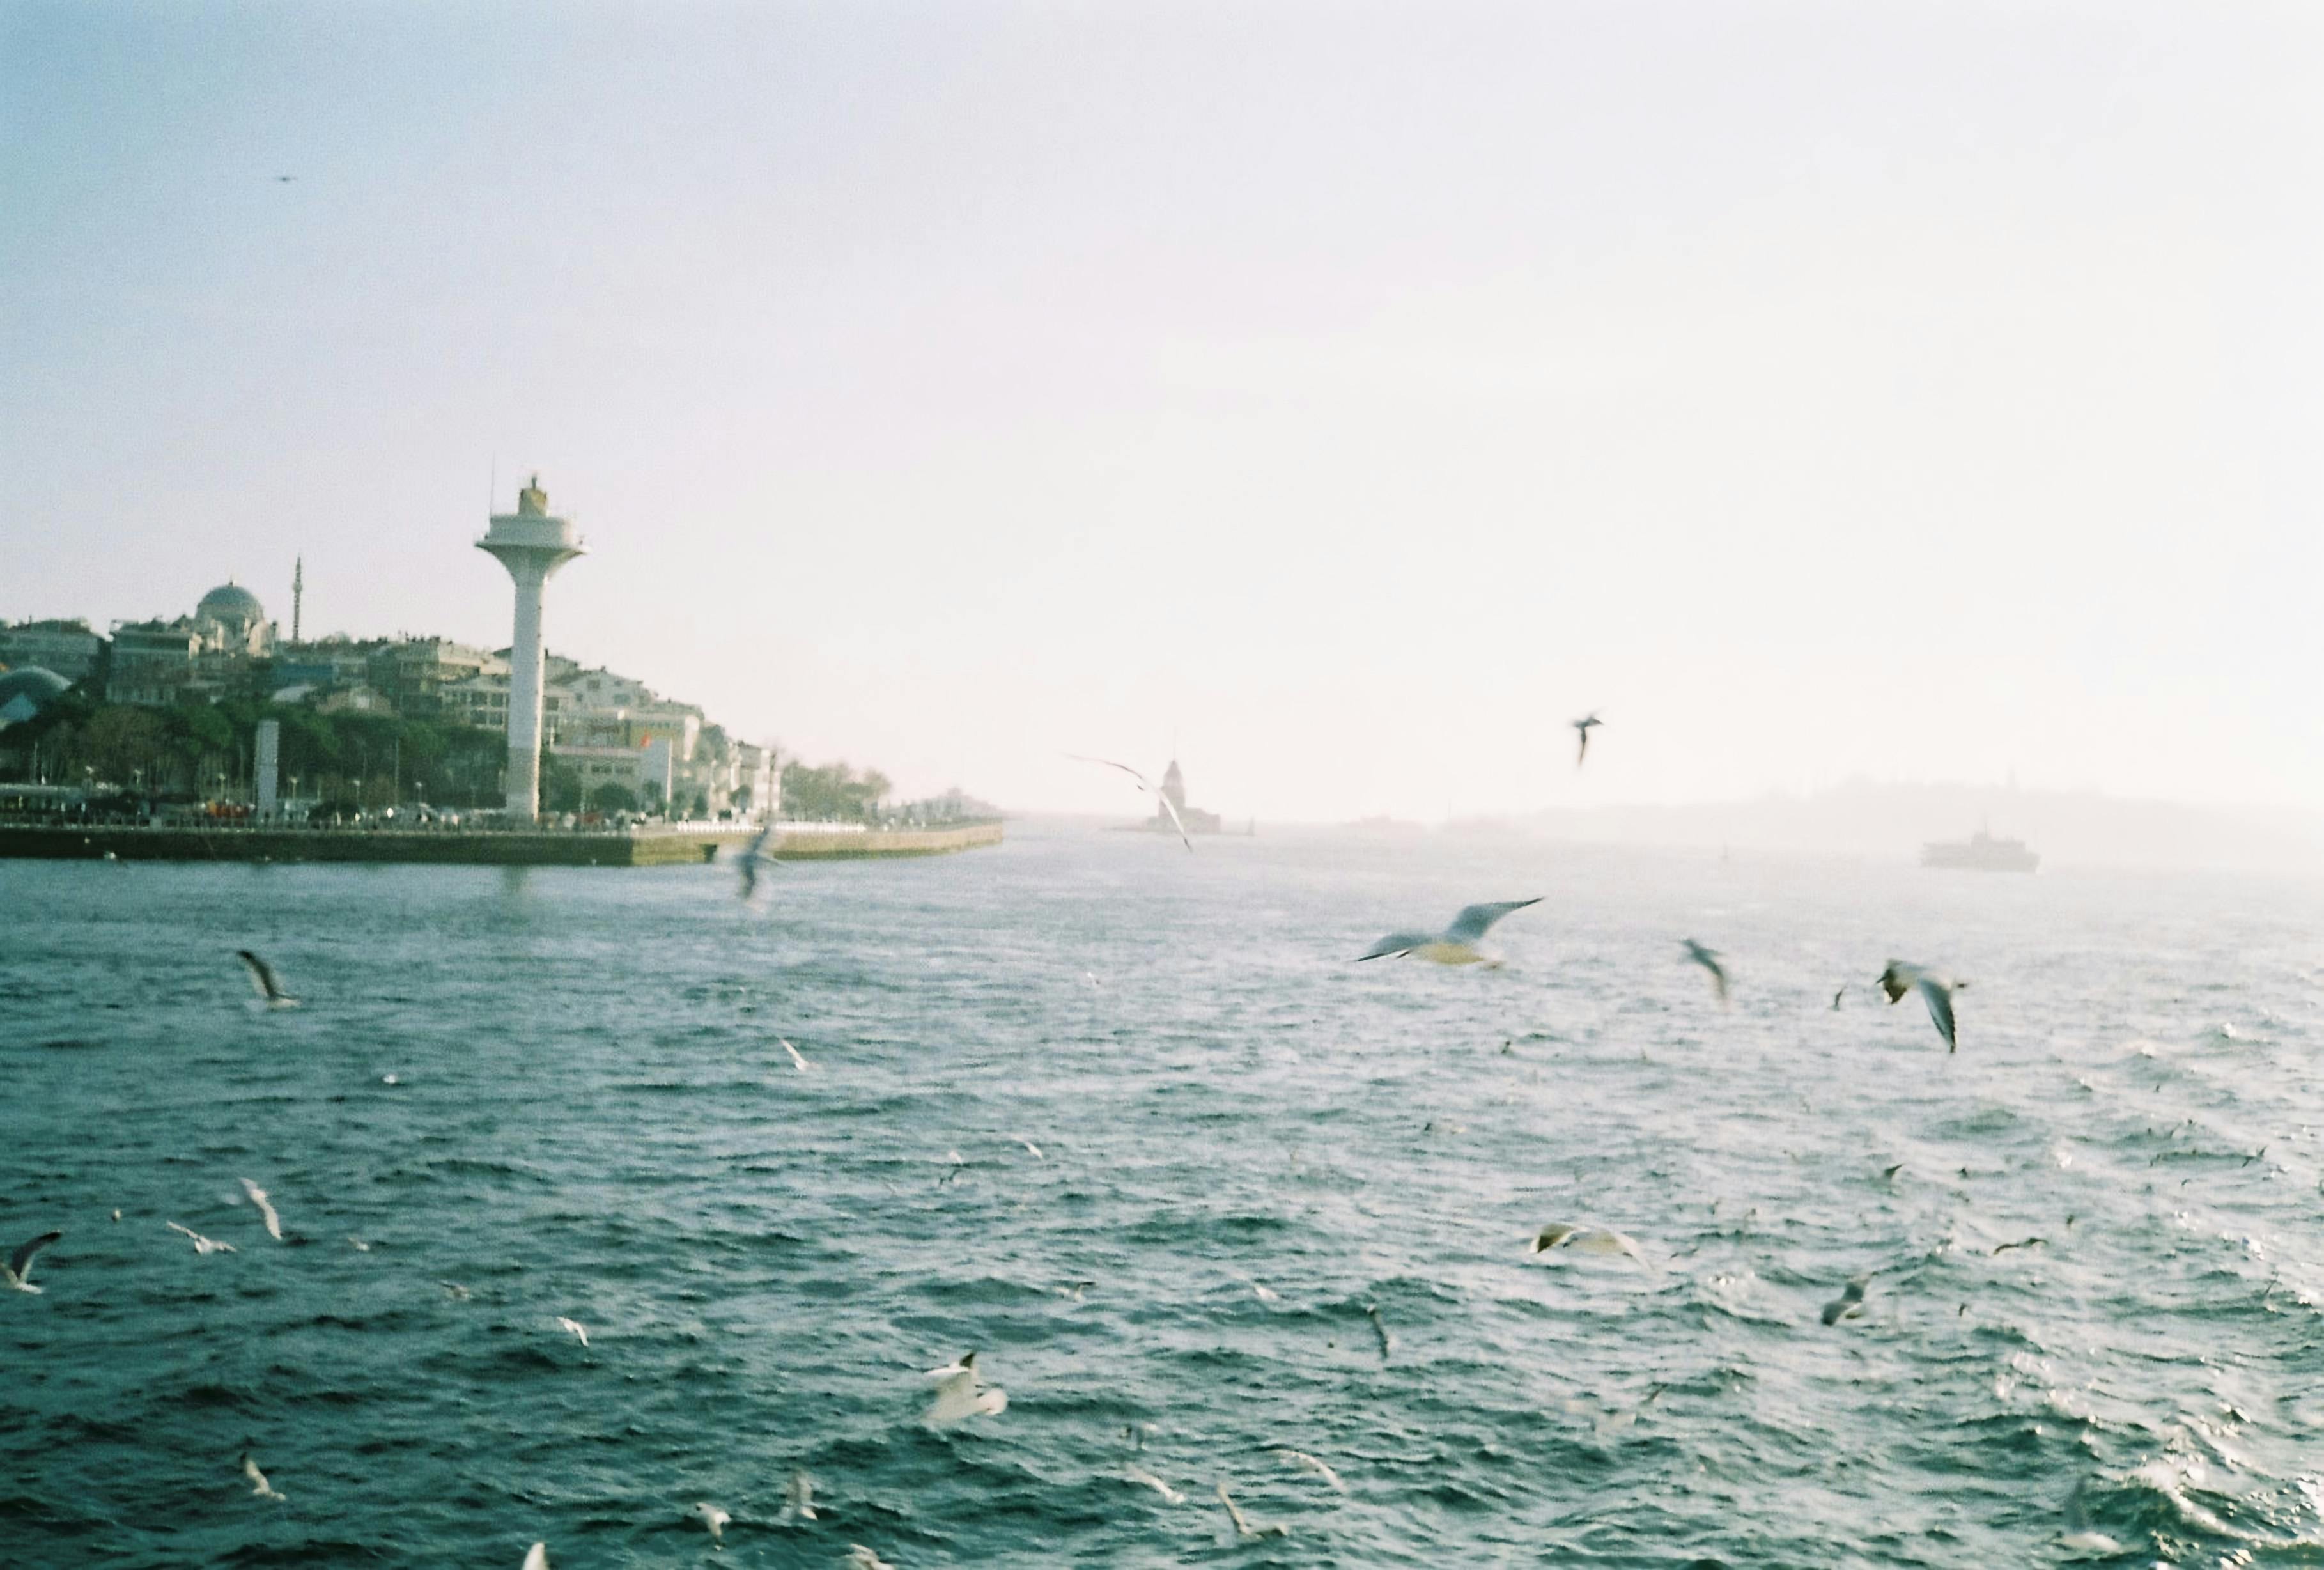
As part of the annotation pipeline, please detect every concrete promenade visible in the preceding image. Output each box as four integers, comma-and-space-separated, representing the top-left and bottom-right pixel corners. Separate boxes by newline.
0, 819, 1003, 866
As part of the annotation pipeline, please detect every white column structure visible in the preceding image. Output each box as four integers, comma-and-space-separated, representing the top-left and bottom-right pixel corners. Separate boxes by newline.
476, 476, 585, 821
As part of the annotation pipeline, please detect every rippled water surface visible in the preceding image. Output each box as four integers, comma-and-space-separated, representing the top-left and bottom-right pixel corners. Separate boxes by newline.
5, 827, 2324, 1567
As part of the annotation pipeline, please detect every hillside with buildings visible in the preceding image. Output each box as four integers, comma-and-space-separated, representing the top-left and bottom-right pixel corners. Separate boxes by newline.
0, 578, 775, 820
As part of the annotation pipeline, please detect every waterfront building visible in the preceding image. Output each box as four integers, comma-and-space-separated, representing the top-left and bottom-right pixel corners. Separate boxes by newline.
104, 584, 277, 706
476, 476, 585, 821
367, 637, 499, 714
0, 619, 105, 685
106, 618, 210, 706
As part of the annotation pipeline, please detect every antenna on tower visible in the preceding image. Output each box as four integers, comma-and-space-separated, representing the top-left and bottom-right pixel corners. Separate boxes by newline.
291, 557, 303, 644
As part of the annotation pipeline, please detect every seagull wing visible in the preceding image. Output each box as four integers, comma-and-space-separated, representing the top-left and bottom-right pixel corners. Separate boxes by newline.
1065, 754, 1192, 851
239, 1179, 283, 1240
8, 1231, 60, 1282
1356, 930, 1435, 961
1443, 899, 1541, 944
523, 1543, 550, 1570
236, 950, 283, 1000
1917, 976, 1958, 1052
923, 1365, 985, 1423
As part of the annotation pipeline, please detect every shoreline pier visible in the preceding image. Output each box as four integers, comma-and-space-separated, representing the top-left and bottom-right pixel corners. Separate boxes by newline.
0, 818, 1002, 866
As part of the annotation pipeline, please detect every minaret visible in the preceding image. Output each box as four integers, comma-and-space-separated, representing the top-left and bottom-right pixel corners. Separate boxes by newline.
290, 557, 303, 644
476, 476, 585, 821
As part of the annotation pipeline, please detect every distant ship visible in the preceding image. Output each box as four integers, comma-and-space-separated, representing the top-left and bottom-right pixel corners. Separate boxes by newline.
1921, 829, 2040, 872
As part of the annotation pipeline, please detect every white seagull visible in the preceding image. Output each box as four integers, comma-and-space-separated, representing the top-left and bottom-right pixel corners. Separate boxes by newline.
782, 1469, 817, 1521
239, 1178, 283, 1241
1358, 899, 1541, 965
693, 1501, 730, 1544
3, 1231, 62, 1293
1528, 1224, 1652, 1268
168, 1222, 236, 1255
523, 1545, 550, 1570
1065, 754, 1192, 851
846, 1548, 897, 1570
782, 1038, 812, 1072
1820, 1277, 1868, 1325
923, 1351, 1007, 1425
1878, 960, 1965, 1052
556, 1316, 589, 1348
1015, 1137, 1044, 1160
1124, 1465, 1185, 1504
241, 1452, 286, 1501
1276, 1449, 1347, 1493
236, 949, 298, 1007
1572, 711, 1604, 766
1682, 939, 1730, 1004
1215, 1481, 1289, 1538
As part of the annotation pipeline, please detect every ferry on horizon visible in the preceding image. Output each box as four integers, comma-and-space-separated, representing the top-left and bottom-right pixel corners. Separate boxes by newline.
1921, 828, 2040, 873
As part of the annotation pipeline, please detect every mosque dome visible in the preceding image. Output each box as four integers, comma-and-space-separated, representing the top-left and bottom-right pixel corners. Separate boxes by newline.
197, 582, 265, 628
0, 665, 71, 727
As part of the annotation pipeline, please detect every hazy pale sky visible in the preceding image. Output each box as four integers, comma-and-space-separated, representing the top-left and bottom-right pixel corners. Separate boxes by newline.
5, 3, 2320, 822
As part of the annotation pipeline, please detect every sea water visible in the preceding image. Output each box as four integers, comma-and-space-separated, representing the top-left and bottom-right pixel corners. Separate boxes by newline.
4, 825, 2321, 1566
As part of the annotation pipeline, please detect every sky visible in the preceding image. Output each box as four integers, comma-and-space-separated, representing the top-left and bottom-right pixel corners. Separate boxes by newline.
4, 2, 2321, 823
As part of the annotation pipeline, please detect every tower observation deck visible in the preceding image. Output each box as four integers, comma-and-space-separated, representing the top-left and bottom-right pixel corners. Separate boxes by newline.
476, 476, 585, 821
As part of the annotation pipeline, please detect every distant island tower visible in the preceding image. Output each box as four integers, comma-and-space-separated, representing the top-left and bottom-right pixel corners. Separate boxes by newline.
1153, 758, 1223, 836
476, 476, 585, 820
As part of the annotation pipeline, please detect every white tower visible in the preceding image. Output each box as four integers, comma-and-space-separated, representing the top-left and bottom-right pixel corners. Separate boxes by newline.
477, 476, 585, 821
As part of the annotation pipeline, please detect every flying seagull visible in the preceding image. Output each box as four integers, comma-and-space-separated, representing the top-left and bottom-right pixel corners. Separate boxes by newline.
1016, 1136, 1044, 1160
1215, 1481, 1289, 1539
737, 821, 780, 899
1065, 754, 1192, 851
924, 1351, 1007, 1425
3, 1231, 61, 1293
241, 1452, 286, 1502
556, 1316, 589, 1347
1276, 1449, 1347, 1493
1529, 1223, 1651, 1267
523, 1545, 549, 1570
272, 174, 296, 182
1358, 898, 1540, 965
1572, 711, 1604, 766
239, 1179, 283, 1241
167, 1222, 236, 1255
1367, 1303, 1394, 1360
1878, 960, 1964, 1052
1992, 1238, 2047, 1255
692, 1502, 730, 1544
1682, 939, 1730, 1004
846, 1548, 897, 1570
782, 1470, 816, 1521
780, 1038, 811, 1072
236, 950, 298, 1007
1832, 985, 1847, 1010
1820, 1277, 1868, 1325
1124, 1465, 1186, 1504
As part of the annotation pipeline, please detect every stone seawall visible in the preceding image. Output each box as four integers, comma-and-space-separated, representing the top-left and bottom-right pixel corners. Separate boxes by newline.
0, 820, 1003, 866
